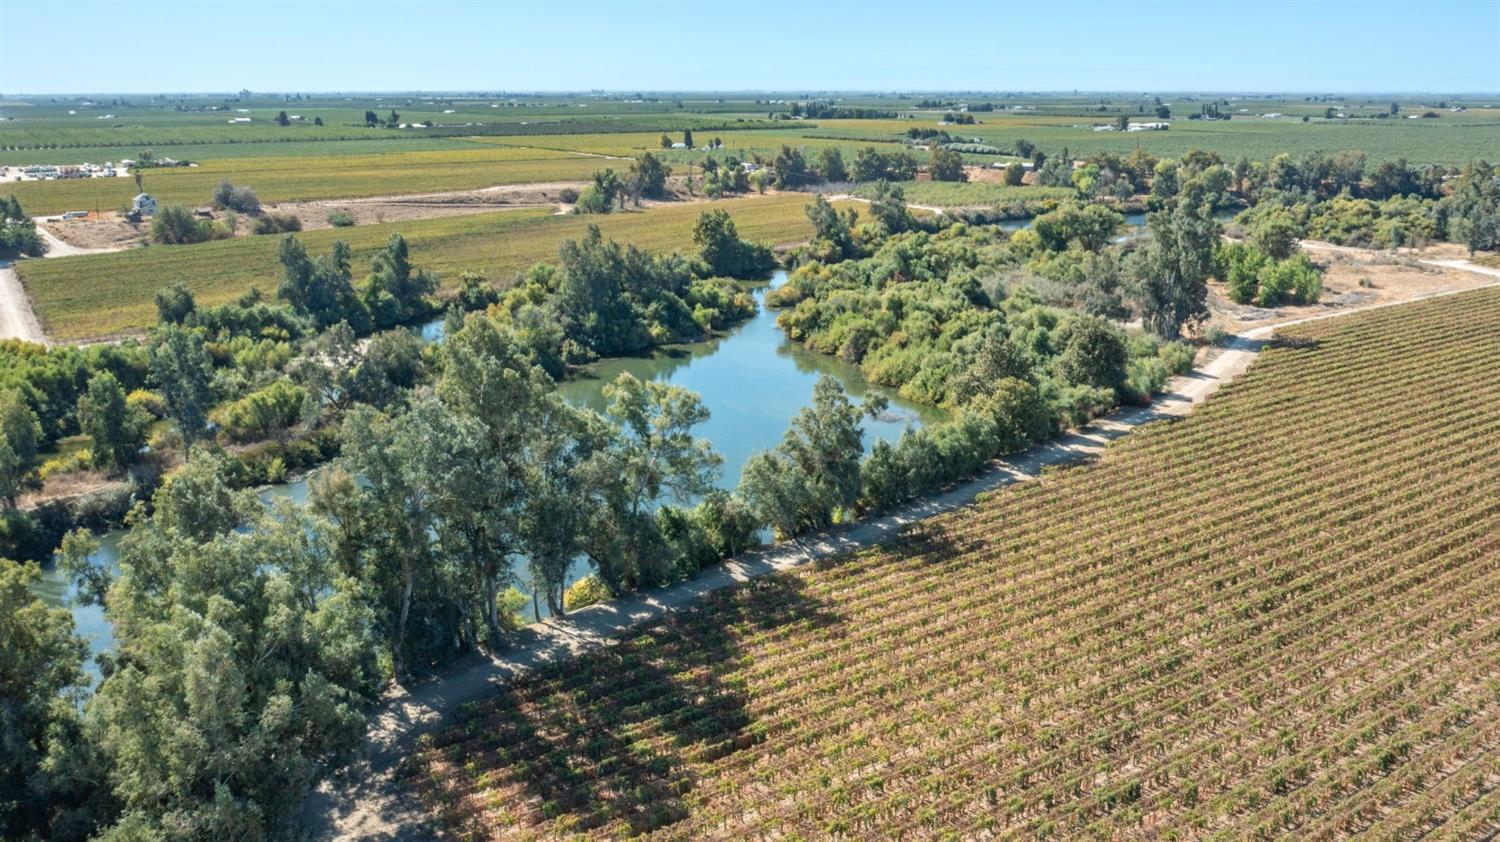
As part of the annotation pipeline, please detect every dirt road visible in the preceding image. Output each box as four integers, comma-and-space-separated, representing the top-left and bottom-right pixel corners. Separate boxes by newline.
0, 224, 135, 344
0, 262, 48, 344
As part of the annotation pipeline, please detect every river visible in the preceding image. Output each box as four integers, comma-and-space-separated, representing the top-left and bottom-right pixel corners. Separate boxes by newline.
37, 270, 944, 667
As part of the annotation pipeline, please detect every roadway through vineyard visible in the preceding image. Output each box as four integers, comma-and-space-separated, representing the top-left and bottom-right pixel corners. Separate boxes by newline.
408, 286, 1500, 839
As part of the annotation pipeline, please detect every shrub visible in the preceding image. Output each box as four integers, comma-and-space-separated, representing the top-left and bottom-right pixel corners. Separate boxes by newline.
558, 187, 580, 204
150, 204, 213, 244
213, 380, 306, 442
1257, 253, 1322, 306
326, 211, 355, 228
253, 212, 302, 235
211, 179, 261, 215
563, 575, 612, 612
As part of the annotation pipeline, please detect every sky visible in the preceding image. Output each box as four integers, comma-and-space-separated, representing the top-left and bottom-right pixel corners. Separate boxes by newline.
1, 0, 1497, 95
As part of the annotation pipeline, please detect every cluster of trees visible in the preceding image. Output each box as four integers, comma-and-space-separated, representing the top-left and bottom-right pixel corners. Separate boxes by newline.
1230, 159, 1498, 253
575, 155, 674, 212
778, 101, 898, 120
277, 233, 436, 332
486, 220, 761, 371
210, 179, 260, 214
775, 201, 1199, 412
149, 204, 232, 244
0, 195, 43, 259
852, 146, 920, 182
1215, 242, 1322, 306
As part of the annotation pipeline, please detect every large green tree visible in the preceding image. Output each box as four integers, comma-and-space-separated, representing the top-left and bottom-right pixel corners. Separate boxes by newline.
75, 372, 148, 474
67, 454, 378, 839
149, 324, 215, 447
0, 391, 42, 507
0, 560, 91, 840
1129, 179, 1220, 340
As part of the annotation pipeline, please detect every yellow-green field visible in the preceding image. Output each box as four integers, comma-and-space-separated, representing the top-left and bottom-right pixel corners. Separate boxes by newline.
18, 194, 837, 341
4, 146, 606, 216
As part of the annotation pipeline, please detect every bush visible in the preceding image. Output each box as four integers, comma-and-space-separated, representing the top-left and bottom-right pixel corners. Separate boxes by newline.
253, 212, 302, 235
558, 187, 580, 204
211, 180, 261, 215
326, 211, 355, 228
563, 574, 612, 612
1257, 253, 1322, 306
126, 389, 167, 418
212, 380, 306, 442
150, 204, 213, 244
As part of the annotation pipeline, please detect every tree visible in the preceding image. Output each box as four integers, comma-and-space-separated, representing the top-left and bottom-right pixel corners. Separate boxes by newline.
1441, 160, 1500, 253
771, 144, 809, 188
1155, 104, 1171, 119
1249, 208, 1302, 260
573, 168, 623, 214
76, 372, 148, 473
0, 391, 42, 507
1128, 179, 1220, 339
1003, 162, 1025, 186
433, 316, 555, 639
804, 194, 858, 260
631, 152, 671, 200
1014, 138, 1036, 159
1032, 202, 1124, 252
276, 110, 290, 126
153, 280, 195, 324
149, 204, 211, 244
1054, 315, 1129, 393
365, 110, 379, 127
0, 560, 91, 841
277, 236, 366, 329
210, 179, 260, 214
0, 195, 43, 260
591, 373, 721, 591
660, 133, 672, 149
682, 129, 694, 148
73, 454, 377, 839
693, 209, 774, 278
818, 147, 848, 182
737, 376, 872, 538
867, 181, 912, 234
363, 234, 436, 329
149, 324, 215, 446
929, 147, 966, 182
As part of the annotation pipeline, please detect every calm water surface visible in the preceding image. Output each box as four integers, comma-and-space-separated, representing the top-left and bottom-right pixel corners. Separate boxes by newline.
38, 270, 943, 661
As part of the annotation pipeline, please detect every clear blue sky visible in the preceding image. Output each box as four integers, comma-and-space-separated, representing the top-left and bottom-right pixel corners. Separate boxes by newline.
1, 0, 1496, 95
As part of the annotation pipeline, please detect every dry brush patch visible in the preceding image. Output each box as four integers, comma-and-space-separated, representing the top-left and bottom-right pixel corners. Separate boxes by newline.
407, 287, 1500, 839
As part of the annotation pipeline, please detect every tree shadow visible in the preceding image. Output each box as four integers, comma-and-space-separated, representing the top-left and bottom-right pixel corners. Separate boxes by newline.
409, 574, 840, 835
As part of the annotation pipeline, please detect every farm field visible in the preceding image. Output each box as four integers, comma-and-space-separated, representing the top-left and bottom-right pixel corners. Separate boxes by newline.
409, 286, 1500, 839
17, 193, 837, 340
2, 146, 609, 216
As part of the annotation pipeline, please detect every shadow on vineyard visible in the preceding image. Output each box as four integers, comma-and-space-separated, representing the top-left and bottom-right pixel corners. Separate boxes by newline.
411, 575, 842, 834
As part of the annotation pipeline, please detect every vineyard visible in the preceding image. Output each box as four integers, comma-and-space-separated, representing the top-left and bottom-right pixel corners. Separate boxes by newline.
18, 194, 840, 340
408, 287, 1500, 838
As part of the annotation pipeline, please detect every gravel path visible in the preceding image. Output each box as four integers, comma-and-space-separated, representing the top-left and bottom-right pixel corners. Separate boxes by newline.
0, 223, 132, 343
0, 262, 48, 344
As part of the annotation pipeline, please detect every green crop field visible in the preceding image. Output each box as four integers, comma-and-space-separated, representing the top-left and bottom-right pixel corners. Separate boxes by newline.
17, 194, 839, 341
3, 146, 609, 216
409, 287, 1500, 838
